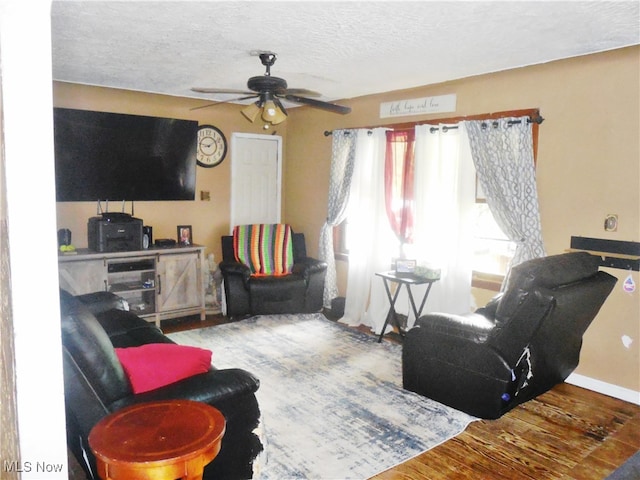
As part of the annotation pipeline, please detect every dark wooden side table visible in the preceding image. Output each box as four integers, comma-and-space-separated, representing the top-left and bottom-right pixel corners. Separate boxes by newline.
375, 271, 440, 343
89, 399, 225, 480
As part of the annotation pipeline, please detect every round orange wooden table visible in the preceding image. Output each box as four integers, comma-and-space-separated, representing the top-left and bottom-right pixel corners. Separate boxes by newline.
88, 400, 225, 480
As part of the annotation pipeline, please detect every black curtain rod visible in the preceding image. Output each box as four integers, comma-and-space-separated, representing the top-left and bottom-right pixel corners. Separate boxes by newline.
324, 129, 358, 137
427, 115, 544, 134
323, 114, 544, 136
323, 129, 371, 137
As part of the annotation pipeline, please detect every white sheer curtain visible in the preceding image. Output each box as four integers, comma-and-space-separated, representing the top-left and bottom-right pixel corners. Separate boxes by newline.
341, 125, 476, 332
409, 124, 476, 319
340, 128, 396, 333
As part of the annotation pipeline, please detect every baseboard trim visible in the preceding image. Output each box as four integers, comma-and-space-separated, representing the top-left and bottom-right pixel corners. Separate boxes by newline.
566, 373, 640, 406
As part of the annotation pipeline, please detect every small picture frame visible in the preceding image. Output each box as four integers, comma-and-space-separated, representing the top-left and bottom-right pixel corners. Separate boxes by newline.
395, 258, 417, 275
177, 225, 192, 246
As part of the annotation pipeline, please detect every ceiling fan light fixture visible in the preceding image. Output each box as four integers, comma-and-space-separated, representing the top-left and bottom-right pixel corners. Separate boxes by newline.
241, 101, 261, 122
262, 100, 287, 124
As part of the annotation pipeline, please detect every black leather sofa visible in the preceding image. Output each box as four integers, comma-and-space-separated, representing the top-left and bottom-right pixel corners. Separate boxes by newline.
59, 289, 262, 479
402, 252, 617, 419
220, 232, 327, 318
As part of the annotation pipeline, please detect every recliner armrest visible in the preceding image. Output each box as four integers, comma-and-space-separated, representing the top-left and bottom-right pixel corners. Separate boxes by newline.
219, 260, 251, 279
110, 368, 260, 411
291, 257, 328, 282
475, 293, 502, 320
414, 312, 495, 343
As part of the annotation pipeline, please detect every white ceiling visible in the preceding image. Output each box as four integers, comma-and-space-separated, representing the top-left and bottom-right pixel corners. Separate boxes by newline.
51, 1, 640, 109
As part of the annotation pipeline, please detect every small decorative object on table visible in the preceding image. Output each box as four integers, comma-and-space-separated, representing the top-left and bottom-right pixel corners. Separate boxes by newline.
414, 264, 441, 280
177, 225, 193, 246
395, 258, 417, 276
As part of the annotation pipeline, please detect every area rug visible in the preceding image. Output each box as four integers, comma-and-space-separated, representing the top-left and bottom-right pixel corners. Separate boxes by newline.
168, 314, 475, 479
605, 449, 640, 480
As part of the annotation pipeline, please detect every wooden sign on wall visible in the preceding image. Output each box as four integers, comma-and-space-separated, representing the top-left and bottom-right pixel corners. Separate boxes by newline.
380, 94, 457, 118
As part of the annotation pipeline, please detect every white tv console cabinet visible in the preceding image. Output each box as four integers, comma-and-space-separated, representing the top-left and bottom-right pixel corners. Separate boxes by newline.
58, 245, 206, 327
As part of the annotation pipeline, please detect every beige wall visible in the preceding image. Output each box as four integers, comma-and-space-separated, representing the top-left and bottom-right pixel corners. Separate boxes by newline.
54, 46, 639, 393
285, 47, 640, 392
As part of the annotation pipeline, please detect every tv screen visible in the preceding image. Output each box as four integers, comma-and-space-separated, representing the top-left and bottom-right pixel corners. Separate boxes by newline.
53, 108, 197, 201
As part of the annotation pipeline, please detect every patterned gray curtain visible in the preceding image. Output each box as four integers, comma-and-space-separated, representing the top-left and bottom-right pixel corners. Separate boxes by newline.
318, 130, 357, 308
464, 117, 545, 279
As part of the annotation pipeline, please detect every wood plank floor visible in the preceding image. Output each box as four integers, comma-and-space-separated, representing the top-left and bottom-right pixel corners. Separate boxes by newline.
68, 313, 638, 480
373, 382, 639, 480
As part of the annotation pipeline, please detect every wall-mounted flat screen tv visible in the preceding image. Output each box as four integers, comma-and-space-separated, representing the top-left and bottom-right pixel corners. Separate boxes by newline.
53, 108, 197, 202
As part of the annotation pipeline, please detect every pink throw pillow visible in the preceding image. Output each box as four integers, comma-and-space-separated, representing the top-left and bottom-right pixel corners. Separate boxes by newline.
115, 343, 212, 394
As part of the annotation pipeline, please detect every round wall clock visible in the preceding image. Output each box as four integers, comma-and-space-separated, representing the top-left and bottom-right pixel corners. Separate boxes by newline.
196, 125, 227, 167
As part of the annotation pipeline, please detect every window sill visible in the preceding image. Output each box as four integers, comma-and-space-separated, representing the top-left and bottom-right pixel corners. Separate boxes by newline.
334, 256, 503, 291
334, 252, 349, 262
471, 271, 503, 292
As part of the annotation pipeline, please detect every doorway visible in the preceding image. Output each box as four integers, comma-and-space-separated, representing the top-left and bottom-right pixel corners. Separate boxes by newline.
230, 133, 282, 230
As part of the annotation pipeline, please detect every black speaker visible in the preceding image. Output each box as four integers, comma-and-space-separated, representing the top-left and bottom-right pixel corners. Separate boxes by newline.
142, 226, 153, 249
57, 228, 72, 246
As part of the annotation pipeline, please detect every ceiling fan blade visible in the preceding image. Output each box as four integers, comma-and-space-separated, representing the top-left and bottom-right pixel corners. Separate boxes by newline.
273, 96, 288, 115
191, 87, 254, 95
284, 88, 322, 97
190, 95, 258, 111
284, 95, 351, 115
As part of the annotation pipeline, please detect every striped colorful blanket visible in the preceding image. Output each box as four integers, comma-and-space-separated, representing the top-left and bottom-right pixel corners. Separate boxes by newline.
233, 224, 294, 276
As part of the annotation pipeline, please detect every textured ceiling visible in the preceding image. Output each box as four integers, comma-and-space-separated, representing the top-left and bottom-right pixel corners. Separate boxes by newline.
51, 1, 640, 108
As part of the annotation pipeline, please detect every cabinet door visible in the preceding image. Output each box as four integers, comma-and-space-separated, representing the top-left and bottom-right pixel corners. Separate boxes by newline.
156, 252, 202, 312
58, 259, 107, 295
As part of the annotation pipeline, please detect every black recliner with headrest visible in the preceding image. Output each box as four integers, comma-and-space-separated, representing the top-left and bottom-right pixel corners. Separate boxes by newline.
219, 229, 327, 318
402, 252, 617, 419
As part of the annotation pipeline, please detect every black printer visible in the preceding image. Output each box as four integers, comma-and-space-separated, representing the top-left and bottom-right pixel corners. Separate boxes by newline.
87, 212, 143, 252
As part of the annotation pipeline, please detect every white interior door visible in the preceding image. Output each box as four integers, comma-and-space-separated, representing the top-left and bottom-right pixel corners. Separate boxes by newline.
230, 133, 282, 230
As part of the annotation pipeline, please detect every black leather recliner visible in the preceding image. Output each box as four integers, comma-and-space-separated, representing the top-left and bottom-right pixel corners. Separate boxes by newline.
219, 232, 327, 318
59, 289, 262, 479
402, 252, 617, 419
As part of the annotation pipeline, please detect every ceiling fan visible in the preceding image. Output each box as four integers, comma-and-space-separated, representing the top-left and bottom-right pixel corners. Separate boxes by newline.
191, 52, 351, 126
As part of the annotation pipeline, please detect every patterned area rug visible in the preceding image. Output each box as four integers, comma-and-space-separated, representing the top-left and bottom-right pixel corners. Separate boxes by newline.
169, 314, 475, 479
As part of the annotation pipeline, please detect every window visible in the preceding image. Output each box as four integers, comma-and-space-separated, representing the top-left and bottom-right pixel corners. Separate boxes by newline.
471, 203, 516, 283
332, 108, 540, 289
336, 197, 519, 290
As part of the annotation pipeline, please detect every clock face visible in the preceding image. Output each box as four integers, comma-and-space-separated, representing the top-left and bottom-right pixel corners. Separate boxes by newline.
196, 125, 227, 167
